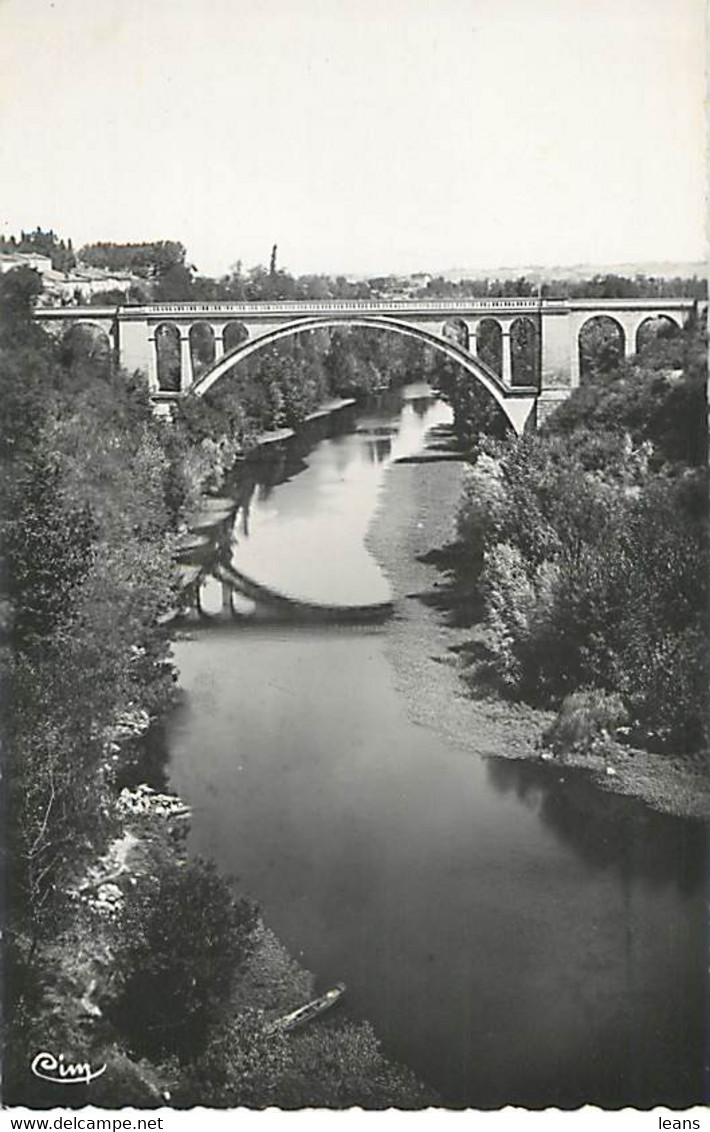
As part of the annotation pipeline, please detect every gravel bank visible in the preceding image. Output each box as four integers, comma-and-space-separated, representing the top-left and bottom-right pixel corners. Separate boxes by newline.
366, 442, 709, 821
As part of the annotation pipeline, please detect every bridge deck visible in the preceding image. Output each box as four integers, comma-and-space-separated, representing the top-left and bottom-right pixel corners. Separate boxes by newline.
34, 296, 701, 321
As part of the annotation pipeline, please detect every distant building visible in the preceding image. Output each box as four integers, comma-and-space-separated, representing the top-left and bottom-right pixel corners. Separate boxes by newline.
1, 251, 138, 303
0, 251, 53, 275
42, 266, 137, 303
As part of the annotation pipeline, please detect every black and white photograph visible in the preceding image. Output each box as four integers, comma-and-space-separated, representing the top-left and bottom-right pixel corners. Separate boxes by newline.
0, 0, 707, 1122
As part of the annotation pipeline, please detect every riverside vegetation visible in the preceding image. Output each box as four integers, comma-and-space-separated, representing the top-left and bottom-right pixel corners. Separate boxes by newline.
2, 242, 707, 1107
440, 312, 708, 801
0, 265, 433, 1108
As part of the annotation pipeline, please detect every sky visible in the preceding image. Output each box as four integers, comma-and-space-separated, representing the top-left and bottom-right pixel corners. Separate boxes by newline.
0, 0, 706, 277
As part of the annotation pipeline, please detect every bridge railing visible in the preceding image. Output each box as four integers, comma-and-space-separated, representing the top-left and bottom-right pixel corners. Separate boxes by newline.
132, 298, 545, 316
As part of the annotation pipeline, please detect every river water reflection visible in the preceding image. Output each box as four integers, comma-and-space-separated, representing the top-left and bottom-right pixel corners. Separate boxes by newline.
167, 385, 707, 1108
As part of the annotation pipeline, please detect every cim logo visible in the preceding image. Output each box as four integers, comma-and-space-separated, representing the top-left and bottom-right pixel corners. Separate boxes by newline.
31, 1051, 107, 1086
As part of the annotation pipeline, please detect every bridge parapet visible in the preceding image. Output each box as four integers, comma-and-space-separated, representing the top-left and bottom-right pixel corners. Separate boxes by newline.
129, 297, 545, 318
34, 296, 701, 321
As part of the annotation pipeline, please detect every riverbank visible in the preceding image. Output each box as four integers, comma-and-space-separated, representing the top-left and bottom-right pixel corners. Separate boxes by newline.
37, 763, 436, 1108
366, 435, 709, 821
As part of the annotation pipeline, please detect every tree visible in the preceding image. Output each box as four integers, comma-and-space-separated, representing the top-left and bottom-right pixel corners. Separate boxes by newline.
0, 266, 43, 337
111, 860, 258, 1060
152, 263, 195, 302
4, 458, 97, 650
78, 241, 187, 280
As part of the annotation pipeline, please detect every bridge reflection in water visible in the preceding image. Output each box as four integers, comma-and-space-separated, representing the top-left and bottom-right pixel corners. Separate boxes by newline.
203, 559, 394, 625
176, 384, 453, 619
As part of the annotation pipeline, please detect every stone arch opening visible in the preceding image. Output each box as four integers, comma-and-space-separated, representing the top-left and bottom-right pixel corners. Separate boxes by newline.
189, 321, 216, 379
635, 314, 682, 355
189, 315, 534, 435
510, 317, 538, 387
223, 321, 249, 355
578, 315, 625, 383
442, 318, 470, 351
155, 323, 181, 391
476, 318, 503, 377
62, 321, 112, 369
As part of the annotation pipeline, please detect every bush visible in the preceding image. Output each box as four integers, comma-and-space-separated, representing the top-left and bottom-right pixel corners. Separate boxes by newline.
456, 452, 506, 567
275, 1021, 434, 1108
542, 690, 628, 756
479, 543, 536, 689
173, 1008, 291, 1107
110, 859, 258, 1061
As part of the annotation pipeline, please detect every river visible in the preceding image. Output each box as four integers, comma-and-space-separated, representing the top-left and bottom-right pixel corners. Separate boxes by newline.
166, 383, 707, 1109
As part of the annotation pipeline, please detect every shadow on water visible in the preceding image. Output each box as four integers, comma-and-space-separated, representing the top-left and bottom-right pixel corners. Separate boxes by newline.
485, 755, 708, 892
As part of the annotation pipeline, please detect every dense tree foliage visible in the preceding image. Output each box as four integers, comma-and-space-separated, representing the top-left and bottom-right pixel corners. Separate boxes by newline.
111, 860, 259, 1061
454, 318, 708, 755
0, 271, 178, 946
1, 269, 246, 1101
78, 240, 188, 280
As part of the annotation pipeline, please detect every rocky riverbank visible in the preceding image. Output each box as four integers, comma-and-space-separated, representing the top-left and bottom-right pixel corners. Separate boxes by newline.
367, 433, 709, 821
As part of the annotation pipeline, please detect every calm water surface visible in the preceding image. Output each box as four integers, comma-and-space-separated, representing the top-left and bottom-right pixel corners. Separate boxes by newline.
167, 385, 707, 1108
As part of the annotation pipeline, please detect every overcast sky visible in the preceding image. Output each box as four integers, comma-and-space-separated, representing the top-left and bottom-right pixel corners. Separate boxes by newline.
0, 0, 706, 277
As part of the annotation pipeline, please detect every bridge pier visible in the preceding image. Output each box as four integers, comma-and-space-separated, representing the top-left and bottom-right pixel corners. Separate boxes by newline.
465, 320, 479, 356
179, 327, 193, 391
501, 327, 513, 385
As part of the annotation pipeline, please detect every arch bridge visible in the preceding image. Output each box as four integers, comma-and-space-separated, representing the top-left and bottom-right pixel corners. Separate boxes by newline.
34, 296, 701, 434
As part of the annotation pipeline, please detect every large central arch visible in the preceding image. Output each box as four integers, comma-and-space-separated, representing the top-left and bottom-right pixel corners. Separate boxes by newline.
187, 314, 536, 434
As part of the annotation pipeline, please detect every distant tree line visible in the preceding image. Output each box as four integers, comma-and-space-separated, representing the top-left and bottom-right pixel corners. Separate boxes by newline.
418, 273, 707, 300
5, 228, 706, 305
